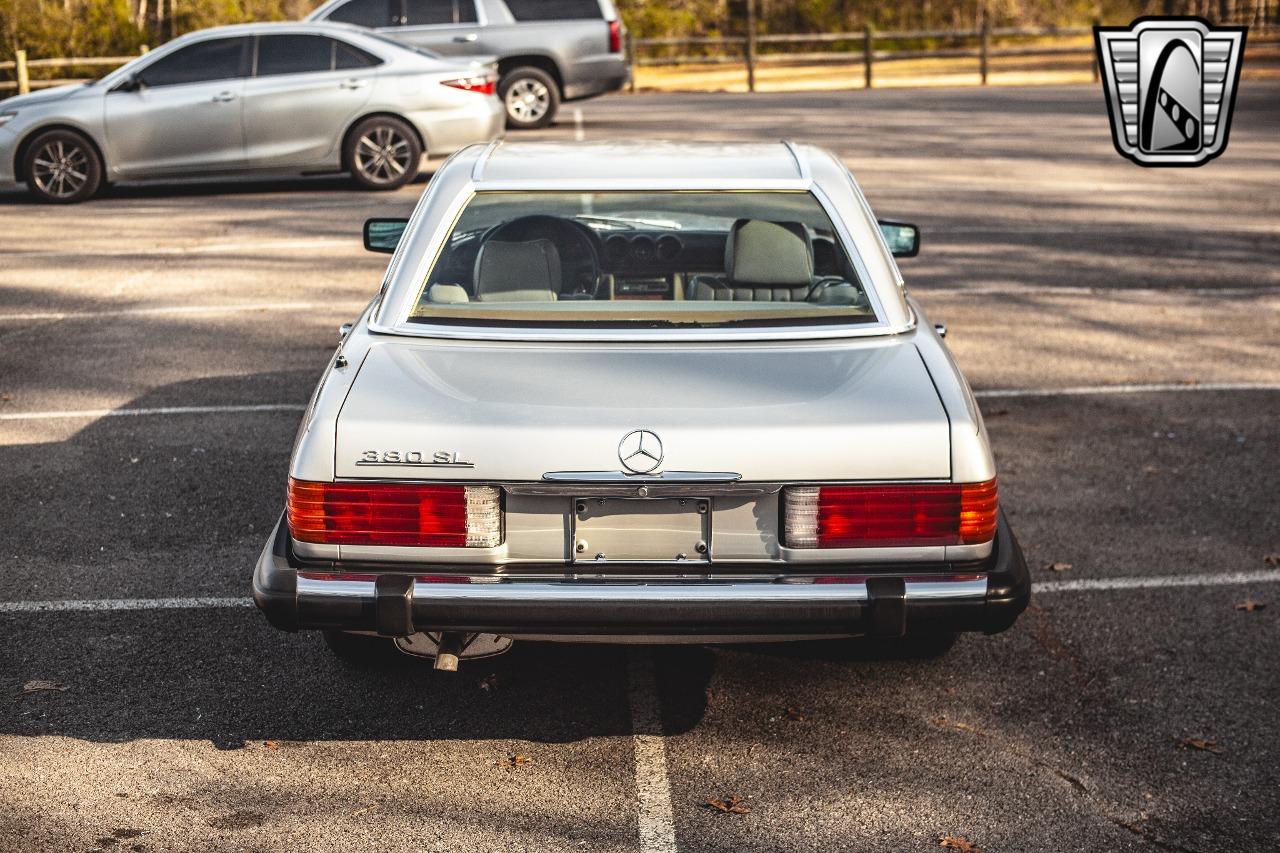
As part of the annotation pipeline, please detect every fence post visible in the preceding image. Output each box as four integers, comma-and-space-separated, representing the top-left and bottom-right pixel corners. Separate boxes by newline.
979, 12, 990, 85
140, 44, 149, 55
1091, 17, 1100, 82
15, 49, 29, 95
625, 31, 636, 93
863, 25, 873, 89
745, 0, 757, 93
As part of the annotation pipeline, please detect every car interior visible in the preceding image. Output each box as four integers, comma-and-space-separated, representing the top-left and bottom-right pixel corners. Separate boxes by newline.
418, 211, 873, 315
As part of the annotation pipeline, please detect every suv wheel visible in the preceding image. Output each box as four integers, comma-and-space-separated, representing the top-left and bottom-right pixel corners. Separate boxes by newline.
500, 66, 560, 129
24, 129, 103, 203
345, 116, 422, 191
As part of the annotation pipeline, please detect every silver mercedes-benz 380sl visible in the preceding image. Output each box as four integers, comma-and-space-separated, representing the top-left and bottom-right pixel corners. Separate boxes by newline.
253, 140, 1029, 669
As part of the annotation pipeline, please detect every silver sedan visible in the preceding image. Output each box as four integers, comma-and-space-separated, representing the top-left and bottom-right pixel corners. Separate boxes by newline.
0, 22, 504, 202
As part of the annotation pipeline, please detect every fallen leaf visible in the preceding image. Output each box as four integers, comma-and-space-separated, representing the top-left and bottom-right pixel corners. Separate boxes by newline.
1142, 465, 1161, 475
263, 740, 280, 750
1175, 736, 1225, 754
704, 794, 751, 814
1235, 600, 1266, 613
351, 804, 378, 817
1264, 554, 1279, 567
1045, 561, 1073, 572
20, 680, 67, 694
933, 716, 979, 734
939, 834, 981, 852
985, 408, 1009, 418
0, 393, 12, 402
501, 753, 532, 767
781, 707, 807, 722
478, 674, 499, 692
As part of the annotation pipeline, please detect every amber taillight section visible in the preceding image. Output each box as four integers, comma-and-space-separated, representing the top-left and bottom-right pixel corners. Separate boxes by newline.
784, 479, 998, 548
287, 479, 501, 548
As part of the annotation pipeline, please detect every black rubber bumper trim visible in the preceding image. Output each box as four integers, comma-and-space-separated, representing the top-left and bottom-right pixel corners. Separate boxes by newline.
252, 509, 1031, 637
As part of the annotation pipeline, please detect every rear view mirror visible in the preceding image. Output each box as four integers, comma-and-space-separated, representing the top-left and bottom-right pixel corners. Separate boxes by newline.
363, 218, 409, 254
878, 220, 920, 258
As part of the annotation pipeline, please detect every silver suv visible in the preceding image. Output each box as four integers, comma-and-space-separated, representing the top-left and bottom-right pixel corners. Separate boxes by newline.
307, 0, 629, 129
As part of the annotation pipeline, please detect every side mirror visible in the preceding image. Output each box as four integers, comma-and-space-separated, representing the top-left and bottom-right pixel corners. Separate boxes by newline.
363, 217, 408, 254
878, 220, 920, 258
113, 73, 143, 93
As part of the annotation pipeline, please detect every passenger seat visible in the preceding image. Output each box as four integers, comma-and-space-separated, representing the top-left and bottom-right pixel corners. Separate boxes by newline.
689, 219, 815, 302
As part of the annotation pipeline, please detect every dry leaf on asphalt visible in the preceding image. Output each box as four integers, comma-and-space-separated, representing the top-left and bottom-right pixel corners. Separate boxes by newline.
501, 753, 532, 767
704, 794, 751, 814
478, 674, 500, 692
0, 393, 12, 402
263, 740, 280, 750
20, 680, 67, 694
1235, 600, 1266, 613
939, 834, 981, 852
781, 707, 807, 722
1264, 554, 1280, 567
1045, 561, 1073, 572
1175, 737, 1225, 754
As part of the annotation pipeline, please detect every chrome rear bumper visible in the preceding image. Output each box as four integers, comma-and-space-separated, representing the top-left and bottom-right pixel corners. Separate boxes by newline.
253, 513, 1029, 639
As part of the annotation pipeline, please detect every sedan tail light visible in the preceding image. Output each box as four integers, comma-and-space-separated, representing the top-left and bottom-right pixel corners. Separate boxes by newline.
784, 479, 997, 548
288, 479, 502, 548
442, 75, 497, 95
608, 20, 622, 53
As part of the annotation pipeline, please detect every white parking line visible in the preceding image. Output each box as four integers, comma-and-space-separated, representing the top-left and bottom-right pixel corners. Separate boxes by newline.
627, 649, 678, 853
0, 596, 253, 613
0, 404, 306, 422
920, 285, 1280, 297
1033, 569, 1280, 594
973, 381, 1280, 399
0, 301, 365, 323
3, 238, 353, 259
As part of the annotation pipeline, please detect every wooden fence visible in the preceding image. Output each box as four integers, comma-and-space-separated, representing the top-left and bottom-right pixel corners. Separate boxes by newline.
1, 49, 149, 93
625, 19, 1279, 92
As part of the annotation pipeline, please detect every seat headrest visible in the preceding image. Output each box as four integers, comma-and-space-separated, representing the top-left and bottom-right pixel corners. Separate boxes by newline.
473, 238, 561, 302
726, 219, 814, 286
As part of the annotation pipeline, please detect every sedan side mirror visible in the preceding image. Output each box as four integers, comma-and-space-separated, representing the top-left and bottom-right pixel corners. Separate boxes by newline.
113, 72, 143, 93
364, 217, 409, 254
878, 220, 920, 258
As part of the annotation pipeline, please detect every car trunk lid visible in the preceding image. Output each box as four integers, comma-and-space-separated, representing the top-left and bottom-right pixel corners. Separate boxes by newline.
335, 337, 950, 482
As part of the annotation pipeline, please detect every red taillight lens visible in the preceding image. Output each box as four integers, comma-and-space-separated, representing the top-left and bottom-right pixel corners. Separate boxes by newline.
608, 20, 622, 53
442, 75, 496, 95
784, 479, 997, 548
288, 479, 501, 548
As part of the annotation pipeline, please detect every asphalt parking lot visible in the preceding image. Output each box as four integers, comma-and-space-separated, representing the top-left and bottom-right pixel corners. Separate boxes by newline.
1, 84, 1278, 853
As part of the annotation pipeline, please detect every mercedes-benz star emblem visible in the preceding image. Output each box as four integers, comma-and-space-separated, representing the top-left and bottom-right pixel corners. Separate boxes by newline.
618, 429, 663, 475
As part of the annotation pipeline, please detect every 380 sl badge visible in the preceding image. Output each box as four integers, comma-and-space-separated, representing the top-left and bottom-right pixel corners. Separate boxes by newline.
356, 450, 474, 468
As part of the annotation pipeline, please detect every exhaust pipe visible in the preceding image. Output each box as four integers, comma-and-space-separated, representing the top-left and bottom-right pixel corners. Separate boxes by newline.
434, 632, 464, 671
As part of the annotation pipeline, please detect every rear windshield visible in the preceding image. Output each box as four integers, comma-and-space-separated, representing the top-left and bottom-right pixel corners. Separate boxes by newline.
504, 0, 602, 20
410, 191, 875, 329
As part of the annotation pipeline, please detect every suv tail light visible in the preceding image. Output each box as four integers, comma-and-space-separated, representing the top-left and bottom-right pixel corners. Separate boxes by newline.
784, 480, 997, 548
288, 479, 502, 548
608, 20, 622, 53
442, 75, 496, 95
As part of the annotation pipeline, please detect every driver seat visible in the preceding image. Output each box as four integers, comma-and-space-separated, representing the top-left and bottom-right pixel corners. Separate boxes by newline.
473, 239, 561, 302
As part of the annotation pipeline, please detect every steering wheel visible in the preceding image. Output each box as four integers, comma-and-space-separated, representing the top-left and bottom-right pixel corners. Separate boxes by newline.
481, 215, 602, 298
